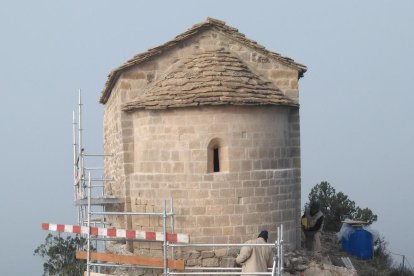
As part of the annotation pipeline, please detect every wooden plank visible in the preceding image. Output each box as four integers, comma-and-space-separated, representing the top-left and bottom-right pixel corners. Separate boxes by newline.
76, 251, 185, 270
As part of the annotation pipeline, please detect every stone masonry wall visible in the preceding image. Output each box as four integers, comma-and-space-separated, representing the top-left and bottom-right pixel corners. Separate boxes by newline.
127, 105, 300, 248
103, 85, 134, 231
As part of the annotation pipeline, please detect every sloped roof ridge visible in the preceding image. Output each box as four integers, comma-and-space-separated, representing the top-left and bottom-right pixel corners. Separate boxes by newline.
100, 17, 307, 104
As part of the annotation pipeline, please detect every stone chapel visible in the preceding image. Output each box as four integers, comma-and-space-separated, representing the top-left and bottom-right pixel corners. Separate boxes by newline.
100, 18, 307, 253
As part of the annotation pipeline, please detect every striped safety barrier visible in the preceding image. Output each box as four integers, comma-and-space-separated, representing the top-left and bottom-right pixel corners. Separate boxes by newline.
41, 223, 189, 243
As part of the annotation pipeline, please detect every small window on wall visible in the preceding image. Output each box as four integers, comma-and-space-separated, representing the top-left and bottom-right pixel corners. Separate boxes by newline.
207, 138, 228, 173
213, 147, 220, 172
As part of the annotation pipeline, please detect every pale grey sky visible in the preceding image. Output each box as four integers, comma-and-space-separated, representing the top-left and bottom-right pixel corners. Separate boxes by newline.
1, 1, 413, 274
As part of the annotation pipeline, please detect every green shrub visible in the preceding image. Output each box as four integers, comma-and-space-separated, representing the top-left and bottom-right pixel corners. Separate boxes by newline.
307, 181, 377, 231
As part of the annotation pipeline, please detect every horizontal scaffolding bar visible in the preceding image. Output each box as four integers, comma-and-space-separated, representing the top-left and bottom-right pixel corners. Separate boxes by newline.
170, 243, 275, 247
75, 197, 124, 206
185, 267, 242, 271
89, 178, 114, 182
83, 153, 113, 157
87, 237, 163, 242
88, 262, 162, 270
170, 272, 272, 275
84, 167, 104, 170
91, 211, 174, 216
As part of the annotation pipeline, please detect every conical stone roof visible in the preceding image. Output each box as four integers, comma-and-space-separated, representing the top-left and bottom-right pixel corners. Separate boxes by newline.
123, 48, 297, 111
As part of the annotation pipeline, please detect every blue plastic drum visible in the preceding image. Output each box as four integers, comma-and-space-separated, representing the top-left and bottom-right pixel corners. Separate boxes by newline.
349, 229, 373, 260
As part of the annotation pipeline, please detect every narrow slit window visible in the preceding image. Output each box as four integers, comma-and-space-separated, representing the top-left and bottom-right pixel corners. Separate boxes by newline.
207, 138, 227, 173
213, 147, 220, 172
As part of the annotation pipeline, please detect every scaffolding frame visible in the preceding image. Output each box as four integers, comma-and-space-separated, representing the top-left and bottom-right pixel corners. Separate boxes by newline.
72, 89, 284, 276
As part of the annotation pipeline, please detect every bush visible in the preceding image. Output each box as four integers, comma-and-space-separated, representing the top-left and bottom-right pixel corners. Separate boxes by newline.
307, 181, 378, 231
34, 233, 90, 276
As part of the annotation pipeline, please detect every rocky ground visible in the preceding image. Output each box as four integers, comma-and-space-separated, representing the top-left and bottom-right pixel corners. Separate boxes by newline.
282, 232, 391, 276
104, 232, 391, 275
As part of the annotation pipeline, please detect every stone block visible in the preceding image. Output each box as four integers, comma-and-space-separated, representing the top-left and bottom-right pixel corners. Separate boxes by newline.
214, 248, 228, 258
214, 235, 228, 244
234, 205, 247, 214
221, 205, 235, 215
220, 257, 236, 268
256, 203, 270, 212
203, 227, 223, 236
234, 226, 246, 235
242, 181, 256, 188
180, 207, 191, 215
252, 160, 261, 170
241, 160, 252, 171
222, 226, 233, 235
188, 250, 201, 259
285, 90, 299, 101
290, 79, 298, 89
138, 241, 151, 250
188, 189, 209, 199
176, 215, 196, 228
196, 216, 215, 227
191, 206, 206, 215
175, 250, 190, 259
250, 197, 264, 204
119, 80, 131, 90
213, 198, 228, 205
206, 205, 222, 215
220, 188, 235, 197
254, 187, 266, 196
201, 250, 215, 258
228, 235, 242, 244
186, 258, 201, 267
202, 257, 219, 267
243, 213, 261, 225
172, 162, 184, 173
230, 214, 242, 226
191, 236, 213, 244
270, 70, 298, 79
214, 215, 230, 227
229, 161, 241, 172
171, 189, 188, 199
134, 216, 150, 227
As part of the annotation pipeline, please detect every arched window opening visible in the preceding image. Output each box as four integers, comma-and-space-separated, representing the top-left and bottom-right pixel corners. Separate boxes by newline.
213, 147, 220, 172
207, 138, 228, 173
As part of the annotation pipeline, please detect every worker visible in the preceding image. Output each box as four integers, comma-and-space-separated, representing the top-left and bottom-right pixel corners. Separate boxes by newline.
236, 230, 274, 275
302, 201, 324, 252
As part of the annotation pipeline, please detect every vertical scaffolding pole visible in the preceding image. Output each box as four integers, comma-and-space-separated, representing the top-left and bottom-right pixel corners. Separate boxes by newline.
277, 227, 280, 276
271, 224, 284, 276
163, 200, 168, 276
73, 110, 80, 224
170, 198, 174, 261
271, 240, 277, 276
78, 89, 84, 225
87, 171, 91, 276
279, 225, 284, 275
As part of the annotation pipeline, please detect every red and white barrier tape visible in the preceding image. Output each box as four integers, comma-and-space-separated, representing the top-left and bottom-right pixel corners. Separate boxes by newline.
41, 223, 189, 243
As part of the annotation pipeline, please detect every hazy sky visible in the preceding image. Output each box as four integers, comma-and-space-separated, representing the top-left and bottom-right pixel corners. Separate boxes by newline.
1, 1, 413, 274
